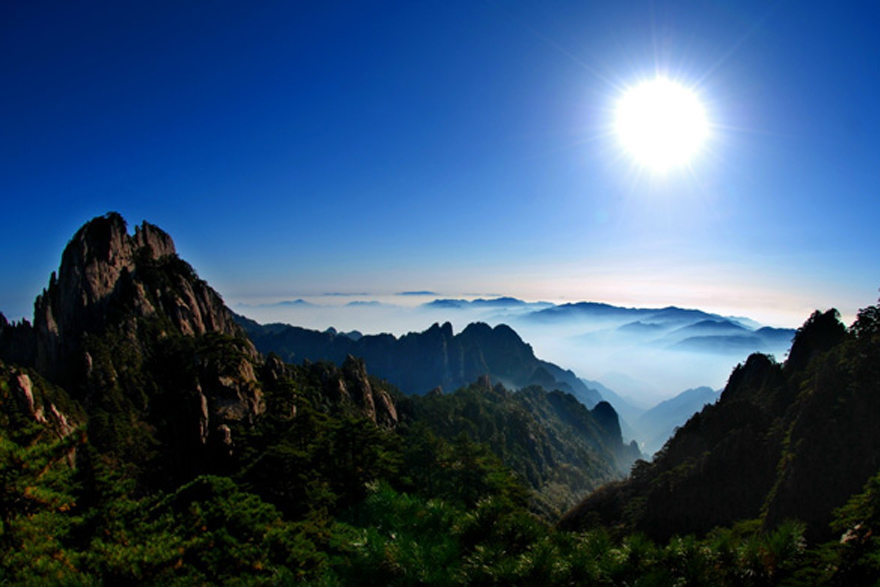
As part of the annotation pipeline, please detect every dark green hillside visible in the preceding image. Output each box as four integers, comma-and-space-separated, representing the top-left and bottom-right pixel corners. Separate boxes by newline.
560, 305, 880, 545
1, 349, 867, 585
397, 377, 639, 517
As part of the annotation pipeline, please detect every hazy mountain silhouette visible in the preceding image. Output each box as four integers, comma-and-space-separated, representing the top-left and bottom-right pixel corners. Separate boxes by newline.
238, 317, 604, 407
634, 386, 719, 455
234, 294, 795, 403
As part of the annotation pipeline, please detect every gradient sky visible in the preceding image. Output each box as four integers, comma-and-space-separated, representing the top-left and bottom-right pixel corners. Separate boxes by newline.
3, 1, 879, 328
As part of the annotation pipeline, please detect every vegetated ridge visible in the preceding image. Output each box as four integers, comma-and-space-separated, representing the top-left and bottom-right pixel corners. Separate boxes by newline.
633, 385, 719, 455
560, 306, 880, 546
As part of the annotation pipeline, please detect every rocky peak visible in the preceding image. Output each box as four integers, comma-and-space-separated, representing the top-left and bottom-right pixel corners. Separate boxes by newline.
424, 321, 454, 340
785, 308, 846, 372
591, 400, 622, 440
318, 356, 399, 428
0, 213, 264, 469
720, 353, 785, 409
131, 219, 176, 260
18, 212, 254, 380
46, 213, 174, 319
31, 213, 175, 375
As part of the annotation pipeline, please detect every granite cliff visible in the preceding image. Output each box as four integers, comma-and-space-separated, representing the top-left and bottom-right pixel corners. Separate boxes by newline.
0, 213, 263, 469
30, 212, 249, 376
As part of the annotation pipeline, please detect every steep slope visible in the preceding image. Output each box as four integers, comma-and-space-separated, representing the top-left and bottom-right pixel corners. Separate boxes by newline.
398, 376, 640, 517
559, 307, 878, 542
583, 378, 645, 442
634, 386, 719, 455
0, 213, 264, 479
239, 317, 603, 406
0, 359, 85, 444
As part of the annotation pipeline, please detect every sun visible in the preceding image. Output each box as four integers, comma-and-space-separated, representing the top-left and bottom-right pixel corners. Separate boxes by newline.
614, 77, 709, 172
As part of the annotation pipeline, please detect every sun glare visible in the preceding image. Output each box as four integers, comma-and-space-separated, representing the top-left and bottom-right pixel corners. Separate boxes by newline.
614, 77, 709, 172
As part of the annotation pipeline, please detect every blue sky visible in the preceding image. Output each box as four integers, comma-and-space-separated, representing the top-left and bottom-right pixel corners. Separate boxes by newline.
3, 0, 879, 328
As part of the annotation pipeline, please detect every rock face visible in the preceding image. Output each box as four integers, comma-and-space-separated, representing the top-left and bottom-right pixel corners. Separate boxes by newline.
337, 355, 398, 428
29, 212, 251, 379
0, 360, 85, 468
260, 351, 399, 429
0, 212, 262, 458
6, 365, 77, 438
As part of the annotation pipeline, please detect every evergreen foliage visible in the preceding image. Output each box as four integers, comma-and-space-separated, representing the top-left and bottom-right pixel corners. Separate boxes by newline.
397, 378, 635, 517
3, 334, 880, 585
561, 300, 880, 560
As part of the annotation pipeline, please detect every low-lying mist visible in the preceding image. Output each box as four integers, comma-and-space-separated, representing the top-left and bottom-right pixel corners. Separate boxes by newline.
234, 295, 795, 407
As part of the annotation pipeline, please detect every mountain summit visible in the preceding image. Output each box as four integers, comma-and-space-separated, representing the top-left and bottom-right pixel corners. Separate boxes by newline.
1, 212, 263, 468
4, 213, 248, 378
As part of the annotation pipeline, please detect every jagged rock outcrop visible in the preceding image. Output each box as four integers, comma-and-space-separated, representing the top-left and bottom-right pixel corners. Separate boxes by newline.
340, 355, 398, 427
24, 212, 253, 381
0, 361, 84, 467
194, 341, 265, 448
0, 213, 262, 463
317, 356, 398, 428
591, 400, 623, 442
259, 352, 399, 429
6, 366, 77, 438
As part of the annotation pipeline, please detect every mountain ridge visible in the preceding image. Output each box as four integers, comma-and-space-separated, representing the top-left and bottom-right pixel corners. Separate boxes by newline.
559, 306, 880, 543
238, 315, 604, 407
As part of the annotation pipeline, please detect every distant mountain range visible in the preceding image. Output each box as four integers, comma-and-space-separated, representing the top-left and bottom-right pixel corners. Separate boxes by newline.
521, 301, 734, 324
236, 316, 604, 408
412, 297, 798, 404
239, 296, 795, 360
236, 296, 795, 453
234, 294, 797, 402
514, 301, 796, 355
422, 297, 553, 310
580, 378, 719, 454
